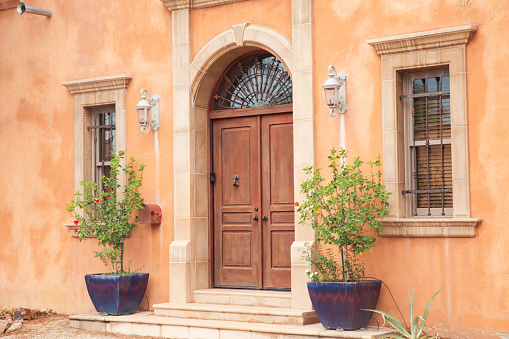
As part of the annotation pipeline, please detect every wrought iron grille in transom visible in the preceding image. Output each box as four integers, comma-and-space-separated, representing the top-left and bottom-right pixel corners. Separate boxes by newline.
211, 53, 292, 110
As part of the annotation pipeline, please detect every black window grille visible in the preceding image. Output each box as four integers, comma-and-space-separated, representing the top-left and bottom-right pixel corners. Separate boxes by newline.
88, 106, 116, 191
401, 71, 452, 216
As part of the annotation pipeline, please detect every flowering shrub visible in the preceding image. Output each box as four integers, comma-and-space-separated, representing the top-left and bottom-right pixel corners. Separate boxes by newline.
66, 151, 145, 274
305, 269, 321, 282
297, 148, 390, 282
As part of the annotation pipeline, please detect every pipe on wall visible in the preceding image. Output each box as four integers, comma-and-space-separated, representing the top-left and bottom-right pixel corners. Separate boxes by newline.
17, 2, 52, 17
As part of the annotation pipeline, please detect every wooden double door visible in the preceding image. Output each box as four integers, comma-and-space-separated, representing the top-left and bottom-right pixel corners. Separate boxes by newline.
213, 112, 294, 289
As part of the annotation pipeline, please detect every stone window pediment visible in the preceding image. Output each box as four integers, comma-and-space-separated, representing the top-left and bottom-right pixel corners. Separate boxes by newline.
160, 0, 249, 11
367, 25, 477, 55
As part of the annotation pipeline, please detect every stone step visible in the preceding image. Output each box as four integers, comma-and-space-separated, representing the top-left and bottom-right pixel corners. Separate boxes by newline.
152, 302, 318, 326
192, 288, 292, 308
69, 312, 395, 339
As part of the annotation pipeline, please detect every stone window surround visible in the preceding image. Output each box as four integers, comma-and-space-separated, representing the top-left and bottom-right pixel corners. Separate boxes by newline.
168, 0, 315, 311
62, 75, 131, 236
367, 26, 481, 238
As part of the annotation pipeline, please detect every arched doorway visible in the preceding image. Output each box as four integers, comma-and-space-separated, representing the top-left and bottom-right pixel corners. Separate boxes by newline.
209, 52, 294, 290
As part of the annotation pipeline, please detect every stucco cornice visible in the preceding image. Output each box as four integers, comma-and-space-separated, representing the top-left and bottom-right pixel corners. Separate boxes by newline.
367, 25, 477, 55
160, 0, 248, 11
62, 75, 132, 94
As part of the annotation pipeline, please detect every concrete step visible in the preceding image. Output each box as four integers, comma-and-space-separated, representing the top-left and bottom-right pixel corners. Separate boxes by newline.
69, 312, 395, 339
192, 288, 292, 308
152, 302, 318, 326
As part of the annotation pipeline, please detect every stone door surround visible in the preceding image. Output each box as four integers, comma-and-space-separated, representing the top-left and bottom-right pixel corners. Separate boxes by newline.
168, 0, 315, 311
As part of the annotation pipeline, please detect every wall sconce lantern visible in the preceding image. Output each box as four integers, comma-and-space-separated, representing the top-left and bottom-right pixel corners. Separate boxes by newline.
322, 65, 347, 116
136, 89, 160, 134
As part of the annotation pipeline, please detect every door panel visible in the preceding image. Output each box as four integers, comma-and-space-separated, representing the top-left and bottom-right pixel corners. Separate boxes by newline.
213, 116, 260, 287
213, 113, 294, 289
221, 127, 252, 205
261, 113, 294, 289
222, 232, 252, 266
270, 231, 293, 268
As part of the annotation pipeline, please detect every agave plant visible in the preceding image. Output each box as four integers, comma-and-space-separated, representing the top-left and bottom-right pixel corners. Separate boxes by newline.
366, 287, 442, 339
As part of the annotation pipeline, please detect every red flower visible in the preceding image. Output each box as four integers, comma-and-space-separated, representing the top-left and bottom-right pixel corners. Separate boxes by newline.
95, 199, 101, 204
119, 151, 125, 156
294, 202, 299, 206
73, 220, 79, 225
74, 228, 78, 234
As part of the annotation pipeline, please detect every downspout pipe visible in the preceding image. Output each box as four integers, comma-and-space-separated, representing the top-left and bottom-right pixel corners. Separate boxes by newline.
17, 2, 52, 17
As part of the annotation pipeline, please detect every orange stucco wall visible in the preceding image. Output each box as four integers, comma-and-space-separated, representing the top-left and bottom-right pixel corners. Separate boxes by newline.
0, 0, 174, 314
312, 1, 509, 338
190, 0, 291, 60
1, 0, 509, 337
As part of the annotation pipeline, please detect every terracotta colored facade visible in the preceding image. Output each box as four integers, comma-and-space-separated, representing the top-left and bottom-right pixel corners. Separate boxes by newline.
1, 0, 508, 337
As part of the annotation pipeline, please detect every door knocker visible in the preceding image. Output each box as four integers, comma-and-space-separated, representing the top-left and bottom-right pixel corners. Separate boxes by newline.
233, 172, 240, 186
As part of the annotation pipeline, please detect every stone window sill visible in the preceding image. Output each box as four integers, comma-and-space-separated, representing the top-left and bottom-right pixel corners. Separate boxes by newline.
64, 223, 96, 239
380, 218, 481, 238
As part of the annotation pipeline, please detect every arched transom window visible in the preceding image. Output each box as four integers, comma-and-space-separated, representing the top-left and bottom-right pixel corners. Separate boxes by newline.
211, 53, 293, 110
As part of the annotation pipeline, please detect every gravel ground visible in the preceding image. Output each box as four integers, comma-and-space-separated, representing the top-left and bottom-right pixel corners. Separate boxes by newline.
0, 314, 162, 339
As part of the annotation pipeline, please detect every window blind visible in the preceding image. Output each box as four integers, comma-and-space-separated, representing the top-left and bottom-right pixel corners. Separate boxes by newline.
88, 107, 116, 188
402, 72, 453, 216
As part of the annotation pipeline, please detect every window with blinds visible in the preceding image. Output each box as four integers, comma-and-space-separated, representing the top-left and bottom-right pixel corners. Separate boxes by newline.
88, 106, 116, 191
402, 70, 452, 216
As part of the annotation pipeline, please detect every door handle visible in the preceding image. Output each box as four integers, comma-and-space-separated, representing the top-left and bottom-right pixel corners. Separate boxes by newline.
233, 174, 240, 186
262, 216, 268, 221
253, 216, 259, 222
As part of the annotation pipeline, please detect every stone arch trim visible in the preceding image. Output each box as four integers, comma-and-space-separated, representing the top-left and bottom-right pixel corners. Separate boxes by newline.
190, 24, 292, 107
170, 3, 314, 310
181, 25, 295, 299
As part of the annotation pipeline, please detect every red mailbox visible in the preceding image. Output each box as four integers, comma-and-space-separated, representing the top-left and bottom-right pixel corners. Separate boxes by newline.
138, 204, 162, 224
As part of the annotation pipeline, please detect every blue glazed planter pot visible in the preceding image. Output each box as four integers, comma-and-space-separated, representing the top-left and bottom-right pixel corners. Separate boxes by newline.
85, 273, 149, 315
307, 280, 382, 330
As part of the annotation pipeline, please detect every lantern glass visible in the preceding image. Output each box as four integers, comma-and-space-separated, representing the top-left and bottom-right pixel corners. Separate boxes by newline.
324, 87, 337, 108
137, 107, 149, 126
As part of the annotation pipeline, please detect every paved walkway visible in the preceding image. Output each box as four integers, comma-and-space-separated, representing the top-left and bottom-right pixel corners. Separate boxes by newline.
0, 314, 160, 339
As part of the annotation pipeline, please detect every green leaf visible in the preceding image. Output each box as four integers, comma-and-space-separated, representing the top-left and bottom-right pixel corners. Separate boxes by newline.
416, 288, 442, 338
366, 309, 410, 337
411, 316, 420, 338
379, 335, 408, 339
